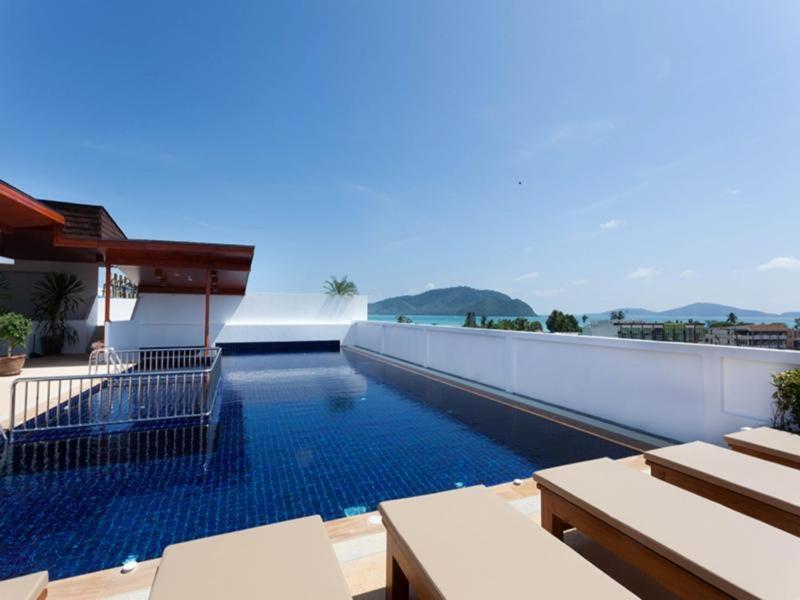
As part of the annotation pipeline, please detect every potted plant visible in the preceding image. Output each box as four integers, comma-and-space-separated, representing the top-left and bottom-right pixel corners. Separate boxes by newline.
771, 368, 800, 433
31, 272, 86, 355
0, 312, 32, 376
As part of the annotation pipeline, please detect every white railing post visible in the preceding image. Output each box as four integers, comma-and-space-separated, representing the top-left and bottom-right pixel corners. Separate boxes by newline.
505, 333, 516, 393
380, 323, 386, 355
423, 328, 431, 369
702, 349, 726, 442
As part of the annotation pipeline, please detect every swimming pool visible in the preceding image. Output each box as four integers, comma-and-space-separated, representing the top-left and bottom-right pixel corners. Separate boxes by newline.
0, 349, 635, 580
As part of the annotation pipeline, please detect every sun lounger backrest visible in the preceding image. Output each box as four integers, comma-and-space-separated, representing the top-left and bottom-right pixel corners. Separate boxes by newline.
725, 427, 800, 469
149, 516, 351, 600
645, 441, 800, 515
534, 457, 800, 599
0, 571, 48, 600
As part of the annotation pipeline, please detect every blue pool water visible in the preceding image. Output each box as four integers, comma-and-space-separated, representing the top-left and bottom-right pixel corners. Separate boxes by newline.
0, 349, 634, 580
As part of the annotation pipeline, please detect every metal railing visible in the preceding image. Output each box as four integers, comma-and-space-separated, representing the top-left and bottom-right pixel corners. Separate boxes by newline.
4, 347, 223, 443
89, 346, 221, 374
89, 347, 124, 375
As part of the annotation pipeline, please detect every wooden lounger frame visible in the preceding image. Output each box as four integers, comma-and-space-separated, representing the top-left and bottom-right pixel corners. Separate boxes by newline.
725, 440, 800, 470
537, 485, 735, 600
384, 523, 439, 600
645, 459, 800, 536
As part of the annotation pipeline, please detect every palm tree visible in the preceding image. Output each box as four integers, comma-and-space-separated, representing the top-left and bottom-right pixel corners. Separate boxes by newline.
324, 276, 358, 296
0, 273, 11, 313
31, 272, 86, 352
726, 312, 738, 325
610, 310, 625, 322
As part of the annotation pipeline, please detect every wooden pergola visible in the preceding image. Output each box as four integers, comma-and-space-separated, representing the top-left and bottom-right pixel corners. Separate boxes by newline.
97, 239, 253, 347
0, 179, 254, 348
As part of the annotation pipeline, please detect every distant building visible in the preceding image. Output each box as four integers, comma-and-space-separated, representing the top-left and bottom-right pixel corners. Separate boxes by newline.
581, 320, 620, 339
705, 324, 798, 350
617, 321, 705, 343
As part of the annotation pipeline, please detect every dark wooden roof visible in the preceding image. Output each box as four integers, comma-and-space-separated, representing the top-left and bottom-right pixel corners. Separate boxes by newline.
39, 199, 126, 240
0, 179, 65, 229
0, 178, 254, 295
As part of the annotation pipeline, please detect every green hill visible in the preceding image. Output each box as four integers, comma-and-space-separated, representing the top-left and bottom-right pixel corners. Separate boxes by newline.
369, 286, 536, 316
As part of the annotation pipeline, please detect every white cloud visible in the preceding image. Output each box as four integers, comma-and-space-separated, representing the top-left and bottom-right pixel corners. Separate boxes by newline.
547, 119, 616, 147
758, 257, 800, 272
523, 246, 534, 254
424, 282, 436, 290
721, 188, 741, 197
571, 278, 591, 286
382, 236, 422, 250
81, 139, 176, 164
680, 269, 696, 278
599, 218, 625, 231
514, 272, 539, 282
627, 267, 662, 281
531, 287, 565, 298
345, 183, 394, 204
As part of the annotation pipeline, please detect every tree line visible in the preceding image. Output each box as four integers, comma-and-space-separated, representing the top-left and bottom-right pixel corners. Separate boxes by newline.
461, 310, 582, 333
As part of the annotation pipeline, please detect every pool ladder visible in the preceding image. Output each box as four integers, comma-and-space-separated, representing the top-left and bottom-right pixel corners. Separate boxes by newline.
88, 347, 124, 375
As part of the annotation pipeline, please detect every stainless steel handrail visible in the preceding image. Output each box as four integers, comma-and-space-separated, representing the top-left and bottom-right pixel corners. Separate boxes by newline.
89, 346, 222, 374
88, 347, 124, 375
5, 347, 223, 443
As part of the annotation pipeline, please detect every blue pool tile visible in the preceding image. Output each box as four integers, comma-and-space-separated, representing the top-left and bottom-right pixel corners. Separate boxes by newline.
0, 349, 634, 580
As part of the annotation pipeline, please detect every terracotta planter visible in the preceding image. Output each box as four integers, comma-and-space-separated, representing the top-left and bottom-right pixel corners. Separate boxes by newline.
0, 354, 26, 376
41, 335, 63, 355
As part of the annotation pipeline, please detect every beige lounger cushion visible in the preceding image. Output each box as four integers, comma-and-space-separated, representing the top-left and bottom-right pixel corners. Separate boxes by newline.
149, 516, 350, 600
725, 427, 800, 466
379, 485, 634, 599
645, 441, 800, 516
534, 457, 800, 599
0, 571, 48, 600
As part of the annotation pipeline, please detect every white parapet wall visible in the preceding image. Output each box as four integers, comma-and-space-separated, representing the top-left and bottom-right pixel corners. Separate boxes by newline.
349, 321, 800, 444
106, 292, 368, 349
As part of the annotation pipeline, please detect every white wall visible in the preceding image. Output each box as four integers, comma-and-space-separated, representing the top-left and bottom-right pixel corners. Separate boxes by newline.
0, 260, 102, 354
106, 292, 367, 349
350, 321, 800, 444
0, 260, 98, 319
96, 298, 137, 325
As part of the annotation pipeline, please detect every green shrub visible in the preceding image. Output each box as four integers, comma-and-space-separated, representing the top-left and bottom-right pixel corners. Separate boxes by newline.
0, 312, 32, 356
771, 369, 800, 433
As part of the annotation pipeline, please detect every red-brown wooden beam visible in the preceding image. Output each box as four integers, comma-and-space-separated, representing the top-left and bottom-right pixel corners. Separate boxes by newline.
137, 284, 245, 296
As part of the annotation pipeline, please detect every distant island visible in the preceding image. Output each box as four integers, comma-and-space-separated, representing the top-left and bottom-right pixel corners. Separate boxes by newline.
369, 286, 536, 316
597, 302, 800, 319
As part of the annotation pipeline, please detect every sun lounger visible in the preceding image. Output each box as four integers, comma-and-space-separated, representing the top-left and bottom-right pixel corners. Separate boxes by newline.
148, 516, 351, 600
644, 441, 800, 535
0, 571, 48, 600
378, 485, 635, 599
725, 426, 800, 469
534, 457, 800, 599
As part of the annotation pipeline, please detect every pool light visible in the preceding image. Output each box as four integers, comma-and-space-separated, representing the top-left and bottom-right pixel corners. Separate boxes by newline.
121, 556, 139, 573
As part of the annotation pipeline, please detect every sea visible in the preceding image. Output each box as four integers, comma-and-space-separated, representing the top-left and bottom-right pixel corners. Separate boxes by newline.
368, 313, 799, 329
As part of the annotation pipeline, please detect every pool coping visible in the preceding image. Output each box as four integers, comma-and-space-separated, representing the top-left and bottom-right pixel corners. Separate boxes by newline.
344, 345, 675, 452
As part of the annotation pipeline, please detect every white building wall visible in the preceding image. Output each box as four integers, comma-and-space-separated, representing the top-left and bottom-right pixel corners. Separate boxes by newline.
350, 321, 800, 444
96, 298, 137, 324
106, 292, 367, 349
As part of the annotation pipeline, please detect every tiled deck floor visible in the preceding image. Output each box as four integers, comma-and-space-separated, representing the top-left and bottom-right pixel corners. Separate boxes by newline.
0, 354, 92, 428
46, 454, 676, 600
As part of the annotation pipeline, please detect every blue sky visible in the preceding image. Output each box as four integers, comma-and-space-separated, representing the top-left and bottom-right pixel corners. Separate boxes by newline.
2, 1, 799, 314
